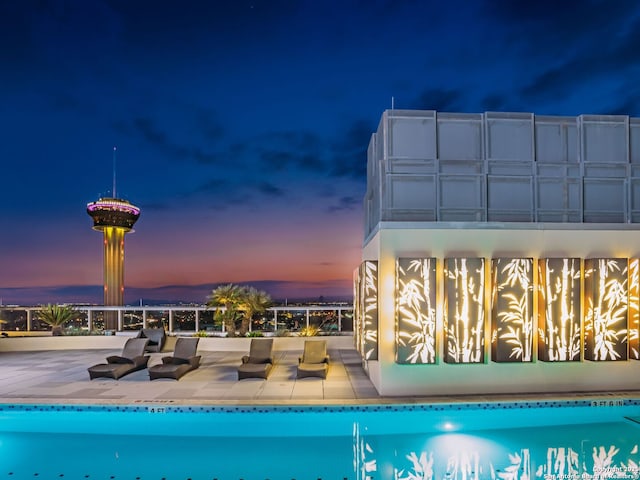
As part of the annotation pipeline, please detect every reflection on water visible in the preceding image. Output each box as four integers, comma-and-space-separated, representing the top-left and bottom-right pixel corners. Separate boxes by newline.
1, 405, 639, 479
357, 422, 640, 480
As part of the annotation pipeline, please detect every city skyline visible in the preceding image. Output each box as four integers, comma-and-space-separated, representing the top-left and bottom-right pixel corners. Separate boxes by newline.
2, 1, 640, 306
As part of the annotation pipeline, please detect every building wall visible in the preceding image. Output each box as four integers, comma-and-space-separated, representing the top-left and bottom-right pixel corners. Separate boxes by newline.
359, 224, 640, 396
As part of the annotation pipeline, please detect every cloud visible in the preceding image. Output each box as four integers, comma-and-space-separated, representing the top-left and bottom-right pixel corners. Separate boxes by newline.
410, 87, 465, 112
329, 119, 372, 179
130, 116, 221, 164
328, 196, 360, 213
485, 0, 636, 46
480, 93, 509, 112
257, 182, 284, 197
194, 178, 229, 195
482, 0, 640, 108
607, 83, 640, 116
257, 130, 325, 173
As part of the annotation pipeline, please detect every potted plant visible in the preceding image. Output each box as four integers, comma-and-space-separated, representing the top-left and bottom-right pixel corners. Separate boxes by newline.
238, 286, 272, 336
37, 304, 80, 336
206, 284, 273, 337
206, 284, 245, 337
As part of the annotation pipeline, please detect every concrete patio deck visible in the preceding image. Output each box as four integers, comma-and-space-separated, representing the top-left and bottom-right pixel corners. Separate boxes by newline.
0, 344, 381, 405
2, 340, 640, 406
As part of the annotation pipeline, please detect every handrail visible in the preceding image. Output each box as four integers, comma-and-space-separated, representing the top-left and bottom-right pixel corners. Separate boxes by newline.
0, 305, 354, 335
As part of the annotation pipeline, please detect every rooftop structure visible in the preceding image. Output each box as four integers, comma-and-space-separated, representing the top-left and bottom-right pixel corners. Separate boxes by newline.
355, 110, 640, 397
364, 110, 640, 238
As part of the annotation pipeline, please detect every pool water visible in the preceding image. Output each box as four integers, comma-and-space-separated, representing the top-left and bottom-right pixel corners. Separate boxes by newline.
1, 401, 639, 480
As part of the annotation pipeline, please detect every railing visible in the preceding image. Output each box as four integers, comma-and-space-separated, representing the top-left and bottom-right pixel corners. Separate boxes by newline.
0, 305, 354, 336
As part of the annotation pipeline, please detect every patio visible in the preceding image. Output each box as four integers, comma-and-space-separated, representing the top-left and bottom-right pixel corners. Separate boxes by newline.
0, 344, 380, 404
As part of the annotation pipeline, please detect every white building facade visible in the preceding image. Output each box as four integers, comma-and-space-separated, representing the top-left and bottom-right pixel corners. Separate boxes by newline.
355, 110, 640, 396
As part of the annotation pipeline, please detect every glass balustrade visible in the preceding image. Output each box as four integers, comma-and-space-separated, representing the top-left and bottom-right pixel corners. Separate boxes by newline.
0, 305, 354, 336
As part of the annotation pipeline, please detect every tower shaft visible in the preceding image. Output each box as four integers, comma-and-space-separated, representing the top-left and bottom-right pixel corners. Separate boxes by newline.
102, 226, 125, 307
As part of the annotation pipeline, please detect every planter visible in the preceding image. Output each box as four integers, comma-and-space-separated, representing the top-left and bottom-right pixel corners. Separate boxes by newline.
0, 335, 129, 352
0, 334, 355, 353
196, 335, 353, 352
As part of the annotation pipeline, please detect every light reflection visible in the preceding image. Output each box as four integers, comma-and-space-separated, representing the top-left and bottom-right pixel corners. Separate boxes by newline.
358, 430, 640, 480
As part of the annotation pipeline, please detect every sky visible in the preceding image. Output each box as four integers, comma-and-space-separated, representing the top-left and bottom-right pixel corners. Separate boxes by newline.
2, 0, 640, 306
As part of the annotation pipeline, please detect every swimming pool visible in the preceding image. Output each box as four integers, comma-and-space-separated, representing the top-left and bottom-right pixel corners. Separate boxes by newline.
1, 399, 639, 480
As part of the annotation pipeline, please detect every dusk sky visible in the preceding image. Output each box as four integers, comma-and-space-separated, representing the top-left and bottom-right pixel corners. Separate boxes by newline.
2, 0, 640, 305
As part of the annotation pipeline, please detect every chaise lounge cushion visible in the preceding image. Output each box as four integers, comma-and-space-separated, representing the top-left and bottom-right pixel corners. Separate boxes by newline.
297, 340, 330, 379
139, 328, 167, 352
237, 338, 274, 380
148, 337, 201, 380
88, 338, 150, 380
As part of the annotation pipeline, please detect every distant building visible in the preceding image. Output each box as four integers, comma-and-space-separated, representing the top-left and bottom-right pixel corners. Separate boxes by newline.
355, 110, 640, 396
87, 197, 140, 330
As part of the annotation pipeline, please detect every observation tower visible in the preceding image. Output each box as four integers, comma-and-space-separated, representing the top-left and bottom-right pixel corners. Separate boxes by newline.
87, 149, 140, 330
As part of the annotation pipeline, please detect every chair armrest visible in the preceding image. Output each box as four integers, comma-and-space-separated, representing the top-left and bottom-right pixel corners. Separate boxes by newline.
106, 355, 133, 364
162, 357, 190, 365
324, 355, 330, 364
245, 356, 272, 364
132, 355, 150, 367
189, 356, 201, 368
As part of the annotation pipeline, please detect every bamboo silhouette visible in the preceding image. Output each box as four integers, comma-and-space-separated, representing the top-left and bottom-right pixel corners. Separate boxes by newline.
396, 259, 436, 364
629, 259, 639, 359
541, 259, 580, 361
363, 261, 379, 360
447, 258, 484, 363
494, 259, 533, 361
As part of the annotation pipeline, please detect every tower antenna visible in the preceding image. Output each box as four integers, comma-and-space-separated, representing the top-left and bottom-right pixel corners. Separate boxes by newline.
112, 146, 117, 198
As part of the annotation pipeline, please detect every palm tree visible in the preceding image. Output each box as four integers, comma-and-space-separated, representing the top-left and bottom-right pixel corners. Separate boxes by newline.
37, 304, 80, 336
206, 284, 245, 337
238, 287, 273, 336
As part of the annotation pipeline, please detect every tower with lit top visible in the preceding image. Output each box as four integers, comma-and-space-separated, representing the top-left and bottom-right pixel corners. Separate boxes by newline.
87, 148, 140, 330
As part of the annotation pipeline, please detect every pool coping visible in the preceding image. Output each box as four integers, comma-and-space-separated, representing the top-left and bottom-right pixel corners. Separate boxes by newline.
3, 394, 640, 414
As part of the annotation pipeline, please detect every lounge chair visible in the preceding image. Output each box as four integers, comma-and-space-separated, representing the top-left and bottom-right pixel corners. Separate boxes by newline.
148, 337, 201, 380
138, 328, 167, 352
88, 338, 150, 380
237, 338, 274, 380
296, 340, 330, 379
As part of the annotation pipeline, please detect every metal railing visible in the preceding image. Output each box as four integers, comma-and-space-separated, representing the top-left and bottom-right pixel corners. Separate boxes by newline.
0, 305, 354, 336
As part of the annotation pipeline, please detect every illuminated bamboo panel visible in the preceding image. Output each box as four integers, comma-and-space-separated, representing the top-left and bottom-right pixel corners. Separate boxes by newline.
584, 258, 628, 361
491, 258, 533, 363
444, 258, 485, 364
537, 258, 581, 362
358, 261, 378, 361
629, 259, 639, 360
353, 266, 362, 356
396, 258, 437, 364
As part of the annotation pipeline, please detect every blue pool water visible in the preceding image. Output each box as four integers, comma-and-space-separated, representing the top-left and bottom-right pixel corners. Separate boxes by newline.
1, 400, 639, 480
